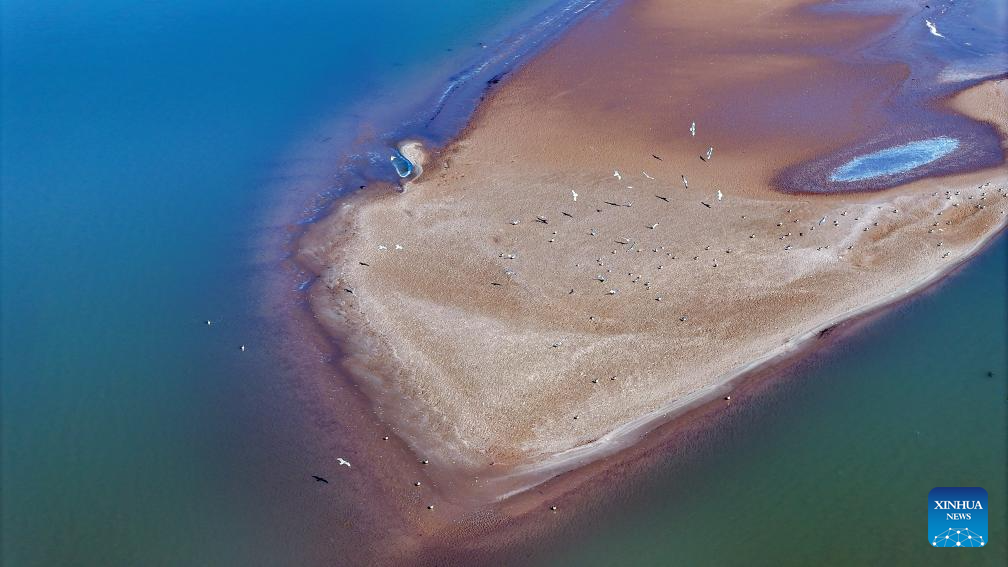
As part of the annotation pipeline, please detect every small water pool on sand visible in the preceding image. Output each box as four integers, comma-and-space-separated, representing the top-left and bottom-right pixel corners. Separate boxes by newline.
390, 152, 414, 178
830, 137, 959, 182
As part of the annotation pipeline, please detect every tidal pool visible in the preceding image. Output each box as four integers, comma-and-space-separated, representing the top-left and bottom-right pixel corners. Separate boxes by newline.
390, 152, 414, 178
830, 137, 959, 182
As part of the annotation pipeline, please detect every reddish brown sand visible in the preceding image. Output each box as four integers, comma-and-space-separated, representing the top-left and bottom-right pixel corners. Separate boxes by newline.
294, 0, 1006, 562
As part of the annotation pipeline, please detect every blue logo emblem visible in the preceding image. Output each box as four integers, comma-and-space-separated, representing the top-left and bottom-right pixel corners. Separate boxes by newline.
929, 487, 987, 548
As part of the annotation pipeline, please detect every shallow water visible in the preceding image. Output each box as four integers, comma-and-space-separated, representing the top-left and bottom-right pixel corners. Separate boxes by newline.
831, 137, 960, 182
0, 1, 555, 565
525, 234, 1006, 566
3, 0, 1004, 565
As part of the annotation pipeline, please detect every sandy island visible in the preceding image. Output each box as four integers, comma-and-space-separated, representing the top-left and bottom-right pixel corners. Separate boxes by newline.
296, 0, 1007, 512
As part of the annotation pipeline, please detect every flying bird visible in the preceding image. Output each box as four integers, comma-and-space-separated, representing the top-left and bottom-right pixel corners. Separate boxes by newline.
925, 19, 944, 38
613, 170, 622, 180
240, 344, 246, 352
690, 121, 696, 137
337, 458, 351, 468
682, 175, 689, 189
571, 189, 578, 201
716, 190, 723, 201
705, 147, 713, 161
642, 171, 655, 180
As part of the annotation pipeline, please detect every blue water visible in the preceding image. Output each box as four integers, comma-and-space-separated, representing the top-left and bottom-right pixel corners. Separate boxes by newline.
3, 0, 1006, 565
831, 137, 960, 182
0, 1, 555, 565
390, 152, 415, 178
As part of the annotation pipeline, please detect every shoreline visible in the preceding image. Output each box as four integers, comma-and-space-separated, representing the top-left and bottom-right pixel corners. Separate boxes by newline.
279, 0, 1005, 562
483, 214, 1007, 501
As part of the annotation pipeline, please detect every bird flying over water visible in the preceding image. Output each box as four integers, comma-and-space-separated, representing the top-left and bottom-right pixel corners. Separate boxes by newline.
240, 344, 246, 352
690, 121, 696, 137
925, 19, 944, 38
337, 457, 351, 468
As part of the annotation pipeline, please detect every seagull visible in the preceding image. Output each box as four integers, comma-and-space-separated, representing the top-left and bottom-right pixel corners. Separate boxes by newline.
642, 171, 655, 180
716, 190, 723, 201
205, 319, 213, 326
819, 215, 827, 225
690, 121, 696, 137
925, 19, 944, 38
571, 190, 578, 201
240, 344, 246, 352
337, 457, 351, 468
613, 170, 622, 180
705, 147, 713, 161
312, 475, 329, 484
682, 175, 689, 189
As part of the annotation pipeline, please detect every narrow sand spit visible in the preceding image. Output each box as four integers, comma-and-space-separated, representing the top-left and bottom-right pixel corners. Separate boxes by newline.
297, 0, 1007, 505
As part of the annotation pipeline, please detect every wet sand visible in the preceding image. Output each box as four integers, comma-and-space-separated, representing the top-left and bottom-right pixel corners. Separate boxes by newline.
294, 0, 1006, 560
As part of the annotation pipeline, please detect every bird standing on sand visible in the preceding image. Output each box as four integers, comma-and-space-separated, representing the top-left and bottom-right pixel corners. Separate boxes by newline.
337, 457, 351, 468
690, 121, 696, 137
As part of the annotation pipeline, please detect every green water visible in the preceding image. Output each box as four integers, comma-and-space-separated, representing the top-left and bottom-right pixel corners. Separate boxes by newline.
529, 235, 1007, 566
0, 1, 553, 565
3, 0, 1005, 565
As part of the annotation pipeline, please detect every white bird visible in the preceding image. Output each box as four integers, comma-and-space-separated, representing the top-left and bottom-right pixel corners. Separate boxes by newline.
205, 320, 213, 326
690, 121, 696, 137
642, 171, 655, 180
819, 215, 827, 225
925, 19, 944, 38
337, 457, 351, 468
571, 189, 578, 201
716, 190, 723, 201
240, 344, 246, 352
682, 175, 689, 189
613, 170, 622, 180
705, 147, 713, 161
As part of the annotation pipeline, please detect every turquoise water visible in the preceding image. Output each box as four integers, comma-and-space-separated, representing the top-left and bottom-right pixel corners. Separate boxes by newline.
391, 152, 415, 178
3, 1, 1005, 565
0, 1, 552, 565
831, 137, 960, 182
526, 235, 1006, 566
